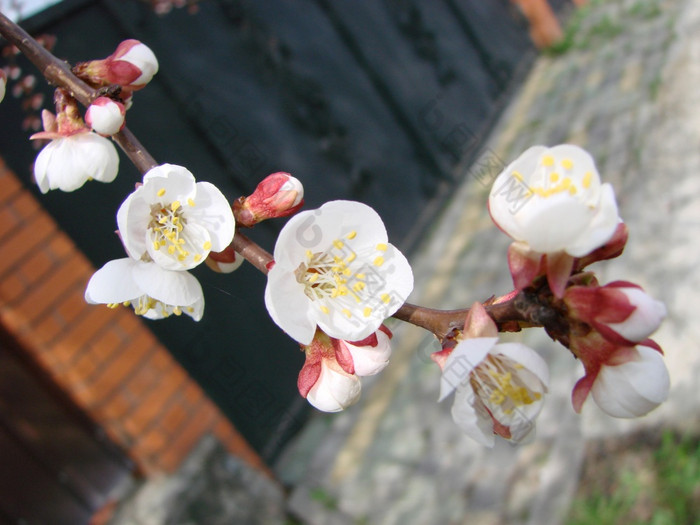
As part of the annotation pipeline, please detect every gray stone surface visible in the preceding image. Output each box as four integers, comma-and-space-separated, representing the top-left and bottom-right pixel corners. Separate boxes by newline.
108, 436, 286, 525
276, 0, 700, 524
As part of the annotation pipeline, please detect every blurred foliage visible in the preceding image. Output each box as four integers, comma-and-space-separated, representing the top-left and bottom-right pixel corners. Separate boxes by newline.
566, 429, 700, 525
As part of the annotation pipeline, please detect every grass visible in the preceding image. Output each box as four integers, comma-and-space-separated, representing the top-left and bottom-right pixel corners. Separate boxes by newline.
547, 0, 664, 55
566, 428, 700, 525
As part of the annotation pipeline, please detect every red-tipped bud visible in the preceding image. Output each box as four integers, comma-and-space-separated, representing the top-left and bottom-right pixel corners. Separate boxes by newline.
73, 40, 159, 91
565, 281, 666, 346
298, 330, 361, 413
85, 97, 126, 136
234, 172, 304, 227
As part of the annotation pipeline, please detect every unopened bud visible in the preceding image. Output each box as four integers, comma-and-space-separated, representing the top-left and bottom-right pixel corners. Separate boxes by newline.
85, 97, 126, 136
234, 172, 304, 227
73, 39, 159, 90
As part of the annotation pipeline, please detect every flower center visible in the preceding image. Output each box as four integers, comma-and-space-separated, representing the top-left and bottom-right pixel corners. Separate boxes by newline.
294, 232, 391, 319
512, 154, 592, 200
148, 195, 210, 265
470, 355, 542, 417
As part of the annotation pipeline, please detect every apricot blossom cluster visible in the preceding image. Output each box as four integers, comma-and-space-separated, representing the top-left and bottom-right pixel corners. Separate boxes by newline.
0, 19, 671, 449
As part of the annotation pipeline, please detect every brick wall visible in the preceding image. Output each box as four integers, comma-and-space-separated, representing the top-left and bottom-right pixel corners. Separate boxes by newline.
0, 158, 266, 476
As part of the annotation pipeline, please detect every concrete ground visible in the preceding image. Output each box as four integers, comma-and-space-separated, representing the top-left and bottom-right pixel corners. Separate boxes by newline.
274, 0, 700, 523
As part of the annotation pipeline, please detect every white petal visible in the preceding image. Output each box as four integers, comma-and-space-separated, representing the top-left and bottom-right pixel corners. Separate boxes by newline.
272, 200, 387, 269
491, 342, 550, 389
142, 164, 197, 203
34, 142, 54, 194
451, 389, 495, 447
186, 181, 235, 251
72, 133, 119, 183
85, 258, 143, 304
131, 261, 203, 306
606, 288, 667, 342
439, 337, 498, 401
565, 184, 620, 256
120, 43, 158, 85
514, 196, 593, 254
306, 361, 361, 412
264, 266, 317, 345
117, 190, 151, 260
489, 145, 547, 238
591, 346, 670, 418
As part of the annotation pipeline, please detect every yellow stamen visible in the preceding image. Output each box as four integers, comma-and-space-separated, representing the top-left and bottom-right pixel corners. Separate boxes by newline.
187, 198, 196, 207
373, 256, 384, 267
157, 188, 166, 197
582, 172, 592, 189
363, 307, 372, 317
376, 243, 388, 251
542, 155, 555, 167
346, 230, 357, 240
342, 308, 352, 318
203, 241, 212, 251
171, 201, 181, 212
561, 158, 573, 170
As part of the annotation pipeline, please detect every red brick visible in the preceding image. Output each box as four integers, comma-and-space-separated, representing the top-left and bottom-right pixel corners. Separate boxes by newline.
160, 403, 189, 435
0, 168, 23, 202
44, 234, 75, 261
0, 274, 27, 303
7, 191, 41, 221
0, 212, 56, 277
99, 391, 135, 421
156, 408, 216, 472
0, 205, 22, 240
53, 306, 115, 356
30, 313, 67, 349
13, 254, 87, 324
71, 350, 101, 384
128, 426, 168, 456
55, 292, 92, 325
20, 249, 55, 285
88, 343, 152, 399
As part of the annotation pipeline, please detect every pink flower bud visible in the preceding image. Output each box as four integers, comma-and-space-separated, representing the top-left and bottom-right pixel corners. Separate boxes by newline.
565, 281, 666, 345
234, 172, 304, 227
85, 97, 126, 136
298, 331, 361, 412
73, 40, 158, 90
339, 325, 393, 377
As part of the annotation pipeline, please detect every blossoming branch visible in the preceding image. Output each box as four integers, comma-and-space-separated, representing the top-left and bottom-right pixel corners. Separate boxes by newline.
0, 11, 671, 447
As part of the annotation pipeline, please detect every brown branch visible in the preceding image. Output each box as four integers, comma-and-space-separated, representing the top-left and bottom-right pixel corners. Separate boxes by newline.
0, 12, 540, 341
231, 231, 273, 275
0, 11, 157, 174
